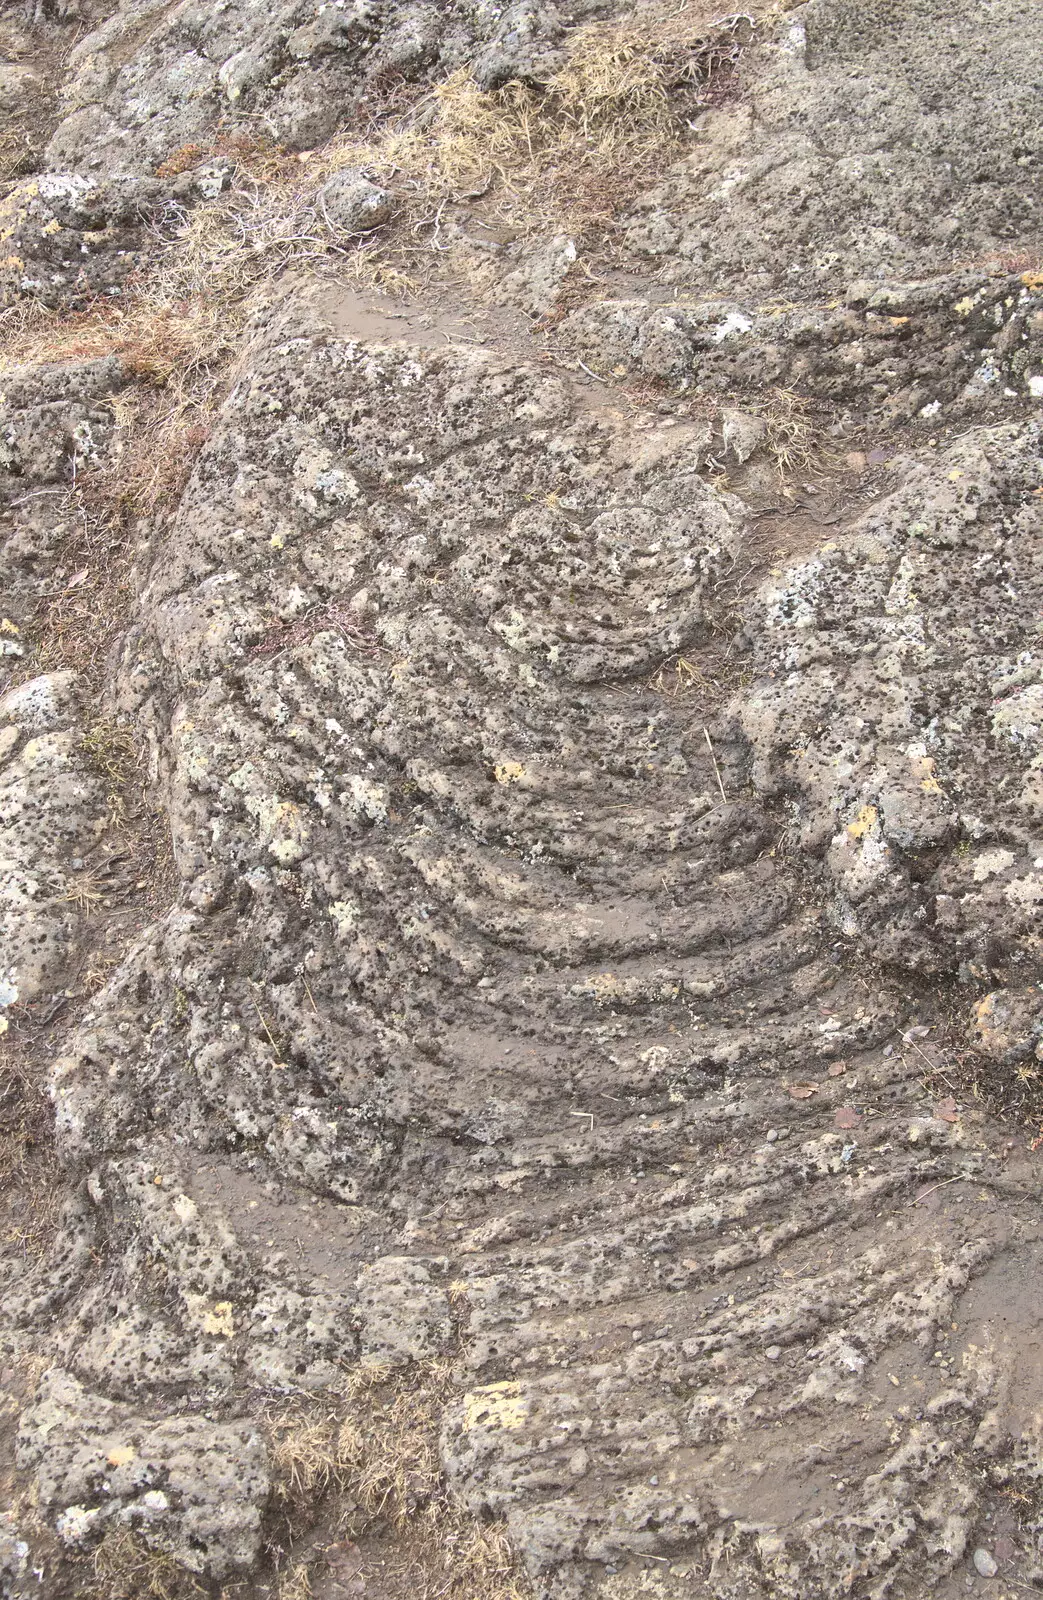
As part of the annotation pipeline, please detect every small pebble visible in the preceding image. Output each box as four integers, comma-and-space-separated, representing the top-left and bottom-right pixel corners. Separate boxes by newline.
765, 1345, 782, 1361
766, 1128, 779, 1142
972, 1548, 998, 1578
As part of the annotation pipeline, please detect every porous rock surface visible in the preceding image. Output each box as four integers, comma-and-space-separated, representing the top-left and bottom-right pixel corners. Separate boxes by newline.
0, 169, 224, 310
21, 323, 1043, 1598
738, 420, 1043, 974
0, 668, 105, 1006
0, 356, 128, 1014
622, 0, 1043, 296
561, 272, 1043, 423
559, 0, 1043, 426
45, 0, 631, 176
2, 0, 1043, 1598
16, 1368, 268, 1577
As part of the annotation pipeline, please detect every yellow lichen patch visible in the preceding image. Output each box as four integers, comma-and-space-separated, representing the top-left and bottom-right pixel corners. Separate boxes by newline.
238, 790, 311, 864
183, 1293, 236, 1337
953, 296, 976, 315
975, 993, 999, 1026
582, 971, 621, 1001
463, 1381, 527, 1431
106, 1444, 136, 1468
203, 1301, 235, 1337
1021, 271, 1043, 291
910, 754, 944, 795
494, 761, 526, 784
846, 804, 879, 840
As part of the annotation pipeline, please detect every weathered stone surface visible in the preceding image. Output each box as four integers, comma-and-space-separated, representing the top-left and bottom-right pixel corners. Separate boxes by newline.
3, 0, 1043, 1596
497, 233, 579, 317
622, 0, 1043, 297
357, 1256, 451, 1365
0, 355, 127, 1016
561, 273, 1043, 422
0, 673, 105, 1006
0, 354, 122, 478
0, 65, 41, 116
16, 1369, 268, 1577
23, 319, 1039, 1598
0, 358, 125, 640
44, 0, 631, 176
245, 1284, 357, 1390
317, 169, 394, 234
0, 172, 217, 309
735, 420, 1043, 972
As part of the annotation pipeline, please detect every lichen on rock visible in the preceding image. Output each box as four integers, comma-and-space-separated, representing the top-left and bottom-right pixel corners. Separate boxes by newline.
2, 1, 1043, 1597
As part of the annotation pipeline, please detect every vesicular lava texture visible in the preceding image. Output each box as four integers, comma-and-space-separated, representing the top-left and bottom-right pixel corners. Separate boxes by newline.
2, 0, 1043, 1596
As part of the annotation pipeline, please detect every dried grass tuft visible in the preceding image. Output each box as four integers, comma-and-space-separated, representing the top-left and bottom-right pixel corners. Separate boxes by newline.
267, 1362, 532, 1600
343, 10, 751, 233
92, 1529, 205, 1600
758, 387, 820, 479
269, 1408, 358, 1499
336, 1361, 446, 1525
269, 1361, 444, 1523
80, 718, 140, 821
275, 1559, 314, 1600
649, 653, 707, 696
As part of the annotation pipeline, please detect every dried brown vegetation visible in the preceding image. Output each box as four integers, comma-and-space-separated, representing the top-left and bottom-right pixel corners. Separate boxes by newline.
0, 16, 764, 1598
917, 1013, 1043, 1144
267, 1363, 532, 1600
756, 386, 821, 480
0, 7, 757, 713
79, 718, 140, 822
350, 10, 749, 231
0, 1053, 57, 1230
92, 1529, 207, 1600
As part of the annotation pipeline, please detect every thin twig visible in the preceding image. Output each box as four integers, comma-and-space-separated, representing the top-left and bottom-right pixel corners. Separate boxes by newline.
905, 1035, 959, 1092
249, 983, 278, 1049
703, 726, 727, 803
910, 1176, 963, 1206
453, 178, 493, 202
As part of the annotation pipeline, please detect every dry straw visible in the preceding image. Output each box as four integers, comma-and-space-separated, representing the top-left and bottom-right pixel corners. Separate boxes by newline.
267, 1361, 532, 1600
